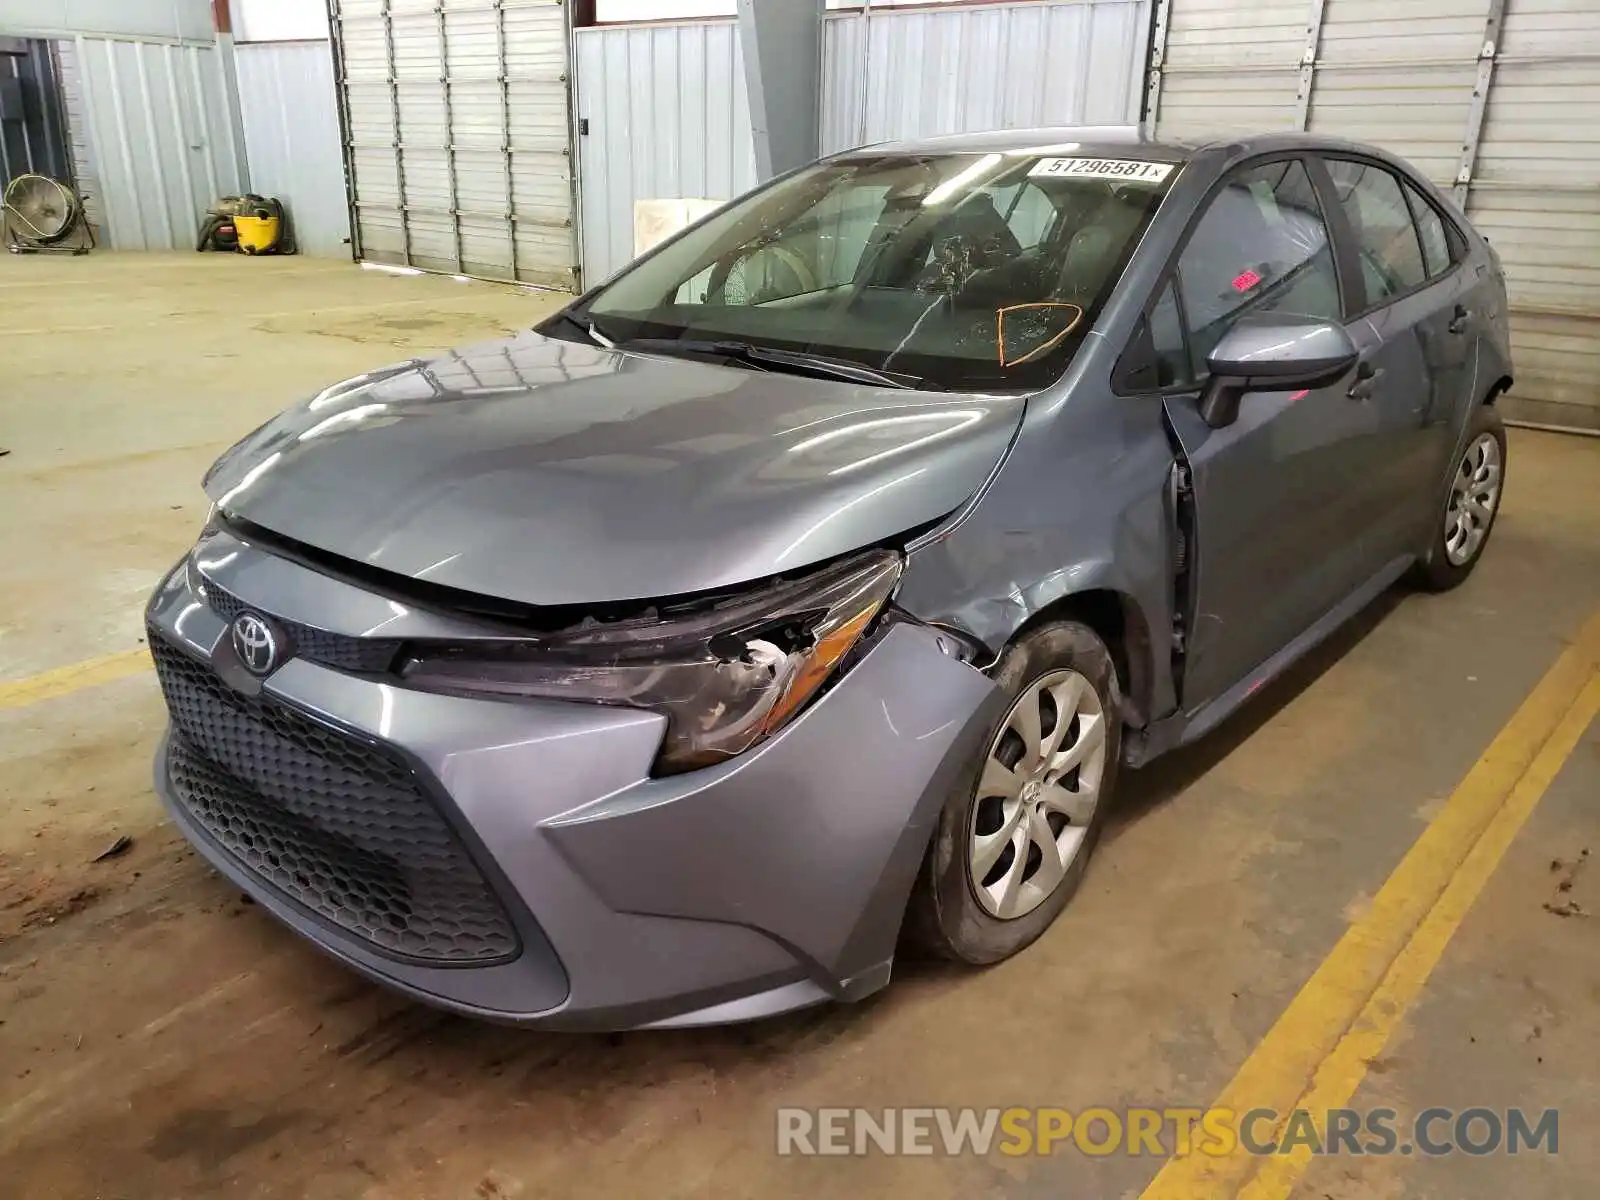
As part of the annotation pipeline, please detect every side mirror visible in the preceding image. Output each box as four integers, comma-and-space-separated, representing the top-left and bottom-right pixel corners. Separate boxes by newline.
1198, 316, 1359, 428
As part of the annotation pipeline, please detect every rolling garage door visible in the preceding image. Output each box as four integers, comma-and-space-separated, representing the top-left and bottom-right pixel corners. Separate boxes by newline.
329, 0, 579, 289
1149, 0, 1600, 432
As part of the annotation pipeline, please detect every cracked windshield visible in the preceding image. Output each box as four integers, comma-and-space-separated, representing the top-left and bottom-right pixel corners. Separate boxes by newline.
578, 149, 1177, 391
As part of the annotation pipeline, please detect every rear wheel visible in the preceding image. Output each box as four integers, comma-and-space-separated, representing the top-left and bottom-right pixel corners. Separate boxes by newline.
905, 620, 1121, 965
1413, 405, 1507, 592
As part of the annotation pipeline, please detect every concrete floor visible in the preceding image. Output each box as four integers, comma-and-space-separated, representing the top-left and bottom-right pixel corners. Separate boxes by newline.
1, 253, 1596, 1200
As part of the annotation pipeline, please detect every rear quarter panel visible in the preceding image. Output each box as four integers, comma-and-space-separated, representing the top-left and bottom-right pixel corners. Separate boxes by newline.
1444, 233, 1514, 482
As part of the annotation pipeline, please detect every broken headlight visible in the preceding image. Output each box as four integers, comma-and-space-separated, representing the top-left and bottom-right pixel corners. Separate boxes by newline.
398, 551, 903, 774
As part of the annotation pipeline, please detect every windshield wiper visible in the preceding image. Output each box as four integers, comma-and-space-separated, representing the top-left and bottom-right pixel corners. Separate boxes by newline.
619, 337, 931, 391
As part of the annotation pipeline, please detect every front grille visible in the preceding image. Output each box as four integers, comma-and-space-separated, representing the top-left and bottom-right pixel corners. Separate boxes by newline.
203, 581, 402, 674
151, 634, 519, 965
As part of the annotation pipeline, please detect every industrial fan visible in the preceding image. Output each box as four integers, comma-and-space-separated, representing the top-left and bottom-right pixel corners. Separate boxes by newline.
3, 173, 95, 255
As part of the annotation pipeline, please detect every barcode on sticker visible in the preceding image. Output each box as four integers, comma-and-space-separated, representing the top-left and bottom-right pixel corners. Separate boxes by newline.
1029, 158, 1175, 184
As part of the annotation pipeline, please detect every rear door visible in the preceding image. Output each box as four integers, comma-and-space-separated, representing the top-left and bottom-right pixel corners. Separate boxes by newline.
1315, 157, 1466, 561
1148, 157, 1377, 708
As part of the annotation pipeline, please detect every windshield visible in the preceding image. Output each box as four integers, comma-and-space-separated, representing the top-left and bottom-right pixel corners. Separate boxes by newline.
567, 151, 1178, 391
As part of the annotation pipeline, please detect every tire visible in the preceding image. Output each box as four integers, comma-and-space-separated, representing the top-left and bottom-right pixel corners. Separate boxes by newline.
905, 620, 1122, 965
1411, 404, 1507, 593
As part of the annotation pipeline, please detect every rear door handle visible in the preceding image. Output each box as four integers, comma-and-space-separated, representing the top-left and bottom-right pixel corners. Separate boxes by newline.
1348, 361, 1384, 401
1448, 305, 1471, 335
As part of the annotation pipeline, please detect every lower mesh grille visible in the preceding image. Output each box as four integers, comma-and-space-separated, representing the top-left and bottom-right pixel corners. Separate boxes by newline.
151, 633, 519, 965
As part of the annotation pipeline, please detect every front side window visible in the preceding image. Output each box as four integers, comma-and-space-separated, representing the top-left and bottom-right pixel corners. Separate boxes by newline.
1175, 158, 1343, 374
577, 152, 1176, 391
1324, 159, 1428, 305
1114, 278, 1190, 393
1144, 280, 1191, 388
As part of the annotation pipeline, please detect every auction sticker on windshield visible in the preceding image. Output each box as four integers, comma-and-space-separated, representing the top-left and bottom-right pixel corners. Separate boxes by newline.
1029, 158, 1174, 184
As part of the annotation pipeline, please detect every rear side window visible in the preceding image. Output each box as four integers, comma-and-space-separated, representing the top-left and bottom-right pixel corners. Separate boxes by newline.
1324, 159, 1427, 305
1402, 180, 1454, 279
1175, 158, 1343, 374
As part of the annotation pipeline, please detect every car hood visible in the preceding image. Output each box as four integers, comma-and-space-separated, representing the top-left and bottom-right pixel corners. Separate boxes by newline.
204, 330, 1026, 606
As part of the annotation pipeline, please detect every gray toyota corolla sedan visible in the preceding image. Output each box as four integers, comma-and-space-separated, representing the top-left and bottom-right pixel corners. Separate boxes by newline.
148, 127, 1511, 1029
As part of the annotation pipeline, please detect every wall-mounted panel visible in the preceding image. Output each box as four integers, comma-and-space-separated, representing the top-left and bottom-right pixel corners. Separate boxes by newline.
821, 0, 1150, 154
573, 19, 756, 285
235, 40, 350, 255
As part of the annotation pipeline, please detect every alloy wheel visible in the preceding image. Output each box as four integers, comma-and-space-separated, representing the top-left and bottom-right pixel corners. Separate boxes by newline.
967, 668, 1107, 920
1445, 431, 1503, 566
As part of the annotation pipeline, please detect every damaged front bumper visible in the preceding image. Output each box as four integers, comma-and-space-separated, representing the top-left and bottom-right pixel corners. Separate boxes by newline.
145, 537, 1001, 1029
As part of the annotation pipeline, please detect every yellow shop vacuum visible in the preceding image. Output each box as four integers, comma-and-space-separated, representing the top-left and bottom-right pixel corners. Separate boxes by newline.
196, 195, 296, 255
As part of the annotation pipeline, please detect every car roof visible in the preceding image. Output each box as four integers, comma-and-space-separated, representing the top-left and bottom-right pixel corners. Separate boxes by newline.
843, 125, 1202, 160
836, 126, 1391, 165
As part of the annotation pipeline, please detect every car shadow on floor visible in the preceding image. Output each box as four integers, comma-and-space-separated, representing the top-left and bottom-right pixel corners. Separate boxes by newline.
1106, 585, 1405, 837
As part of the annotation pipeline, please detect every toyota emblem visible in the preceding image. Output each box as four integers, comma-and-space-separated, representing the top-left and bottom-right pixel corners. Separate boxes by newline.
231, 612, 280, 676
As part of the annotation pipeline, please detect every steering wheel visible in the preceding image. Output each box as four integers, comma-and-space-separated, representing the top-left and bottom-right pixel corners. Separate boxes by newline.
909, 233, 979, 294
706, 242, 818, 305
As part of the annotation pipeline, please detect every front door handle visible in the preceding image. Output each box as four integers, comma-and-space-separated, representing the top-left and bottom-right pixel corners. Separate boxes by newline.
1448, 304, 1471, 335
1348, 360, 1384, 401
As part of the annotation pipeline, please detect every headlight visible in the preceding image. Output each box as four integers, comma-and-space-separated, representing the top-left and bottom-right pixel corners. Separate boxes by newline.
398, 550, 903, 774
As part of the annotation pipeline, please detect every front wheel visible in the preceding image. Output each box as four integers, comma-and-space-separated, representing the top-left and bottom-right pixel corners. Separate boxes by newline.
1412, 405, 1507, 592
904, 620, 1121, 965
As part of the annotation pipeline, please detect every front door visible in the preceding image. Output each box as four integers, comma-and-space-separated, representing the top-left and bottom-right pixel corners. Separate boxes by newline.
1155, 158, 1379, 709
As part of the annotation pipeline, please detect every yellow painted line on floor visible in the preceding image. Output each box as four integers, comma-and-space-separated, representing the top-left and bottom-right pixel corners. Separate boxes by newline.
1140, 607, 1600, 1200
1241, 672, 1600, 1197
0, 649, 151, 710
0, 296, 526, 338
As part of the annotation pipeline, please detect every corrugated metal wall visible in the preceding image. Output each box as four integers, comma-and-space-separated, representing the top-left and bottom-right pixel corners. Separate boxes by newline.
573, 19, 757, 286
0, 0, 215, 42
820, 0, 1150, 154
1152, 0, 1600, 433
1470, 0, 1600, 431
1306, 2, 1482, 187
235, 40, 351, 256
55, 34, 243, 249
330, 0, 579, 288
1151, 0, 1312, 137
1, 40, 73, 188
